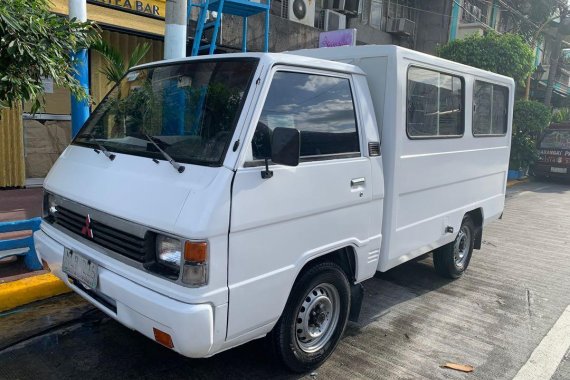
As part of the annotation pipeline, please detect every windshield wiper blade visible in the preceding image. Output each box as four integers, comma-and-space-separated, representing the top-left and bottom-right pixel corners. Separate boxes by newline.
78, 133, 116, 161
143, 134, 185, 173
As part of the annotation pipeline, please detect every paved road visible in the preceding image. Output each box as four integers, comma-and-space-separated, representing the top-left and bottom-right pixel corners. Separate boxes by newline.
1, 180, 569, 380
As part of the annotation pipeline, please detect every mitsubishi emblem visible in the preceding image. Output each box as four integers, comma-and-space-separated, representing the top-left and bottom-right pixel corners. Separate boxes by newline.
81, 214, 94, 239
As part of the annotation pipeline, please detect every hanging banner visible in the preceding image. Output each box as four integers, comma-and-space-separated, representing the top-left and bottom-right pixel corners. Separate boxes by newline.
319, 29, 357, 48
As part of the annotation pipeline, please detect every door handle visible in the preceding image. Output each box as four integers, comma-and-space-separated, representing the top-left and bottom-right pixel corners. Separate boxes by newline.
351, 178, 366, 187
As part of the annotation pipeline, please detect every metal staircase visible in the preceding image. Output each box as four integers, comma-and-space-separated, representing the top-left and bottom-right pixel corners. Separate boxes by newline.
189, 0, 271, 56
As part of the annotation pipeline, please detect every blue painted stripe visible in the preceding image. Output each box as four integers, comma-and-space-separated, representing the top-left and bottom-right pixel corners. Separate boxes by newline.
0, 217, 41, 233
71, 49, 90, 139
0, 217, 43, 271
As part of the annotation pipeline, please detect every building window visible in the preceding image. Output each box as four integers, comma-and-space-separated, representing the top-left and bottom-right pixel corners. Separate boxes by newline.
407, 67, 464, 138
473, 81, 509, 136
251, 71, 360, 161
460, 0, 488, 24
369, 0, 383, 29
387, 0, 416, 21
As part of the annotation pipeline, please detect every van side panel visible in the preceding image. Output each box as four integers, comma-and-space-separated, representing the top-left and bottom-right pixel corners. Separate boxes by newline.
291, 46, 514, 272
379, 58, 514, 271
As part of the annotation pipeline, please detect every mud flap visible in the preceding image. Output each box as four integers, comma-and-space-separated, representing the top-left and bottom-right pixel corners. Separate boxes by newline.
349, 283, 364, 322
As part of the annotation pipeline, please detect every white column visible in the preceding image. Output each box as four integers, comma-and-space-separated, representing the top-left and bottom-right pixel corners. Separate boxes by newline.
164, 0, 188, 59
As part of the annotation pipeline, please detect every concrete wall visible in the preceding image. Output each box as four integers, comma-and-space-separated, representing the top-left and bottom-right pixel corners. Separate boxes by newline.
347, 18, 394, 46
191, 14, 320, 53
415, 0, 452, 54
190, 0, 452, 55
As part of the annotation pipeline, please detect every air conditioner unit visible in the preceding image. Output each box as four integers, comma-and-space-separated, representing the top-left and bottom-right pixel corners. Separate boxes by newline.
288, 0, 316, 27
322, 0, 334, 9
320, 9, 346, 31
386, 18, 415, 36
331, 0, 358, 15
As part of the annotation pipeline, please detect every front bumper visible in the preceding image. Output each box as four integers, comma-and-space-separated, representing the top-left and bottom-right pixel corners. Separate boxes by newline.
34, 227, 220, 358
534, 164, 570, 179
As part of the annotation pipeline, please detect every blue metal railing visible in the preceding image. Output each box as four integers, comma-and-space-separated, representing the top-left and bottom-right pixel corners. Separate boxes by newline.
0, 217, 43, 271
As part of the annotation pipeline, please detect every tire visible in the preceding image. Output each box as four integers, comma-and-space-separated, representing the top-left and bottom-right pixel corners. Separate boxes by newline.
270, 261, 351, 373
433, 215, 476, 279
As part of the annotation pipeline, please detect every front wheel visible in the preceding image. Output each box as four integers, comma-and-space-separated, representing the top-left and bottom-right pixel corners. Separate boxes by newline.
270, 262, 350, 373
433, 215, 476, 279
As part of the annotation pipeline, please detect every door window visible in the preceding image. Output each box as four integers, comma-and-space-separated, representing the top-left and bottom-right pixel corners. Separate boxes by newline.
251, 71, 359, 162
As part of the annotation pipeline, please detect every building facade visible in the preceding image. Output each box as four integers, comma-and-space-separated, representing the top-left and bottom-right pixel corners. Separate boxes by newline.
3, 0, 457, 188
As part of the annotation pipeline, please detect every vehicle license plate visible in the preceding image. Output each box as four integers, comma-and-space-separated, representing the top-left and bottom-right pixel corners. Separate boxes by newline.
62, 248, 98, 289
551, 167, 568, 174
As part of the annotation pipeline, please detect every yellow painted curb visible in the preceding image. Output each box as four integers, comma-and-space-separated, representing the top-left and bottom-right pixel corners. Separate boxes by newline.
0, 273, 70, 312
507, 178, 529, 188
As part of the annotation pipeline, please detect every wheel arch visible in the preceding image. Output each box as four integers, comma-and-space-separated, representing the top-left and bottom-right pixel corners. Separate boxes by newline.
293, 246, 363, 322
466, 208, 483, 250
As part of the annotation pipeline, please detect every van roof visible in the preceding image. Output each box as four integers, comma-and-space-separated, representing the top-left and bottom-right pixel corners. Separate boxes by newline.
132, 51, 366, 76
291, 45, 515, 86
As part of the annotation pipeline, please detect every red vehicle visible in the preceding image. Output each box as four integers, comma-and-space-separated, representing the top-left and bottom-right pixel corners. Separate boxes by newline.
534, 123, 570, 179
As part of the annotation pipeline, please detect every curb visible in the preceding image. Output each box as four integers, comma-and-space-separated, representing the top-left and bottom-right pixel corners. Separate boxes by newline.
0, 273, 70, 312
507, 178, 530, 188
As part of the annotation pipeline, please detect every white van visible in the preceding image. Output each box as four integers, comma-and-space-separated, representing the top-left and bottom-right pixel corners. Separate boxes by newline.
35, 45, 514, 372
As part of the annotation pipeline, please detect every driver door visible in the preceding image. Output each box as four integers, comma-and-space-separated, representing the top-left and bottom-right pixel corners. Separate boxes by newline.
226, 68, 374, 340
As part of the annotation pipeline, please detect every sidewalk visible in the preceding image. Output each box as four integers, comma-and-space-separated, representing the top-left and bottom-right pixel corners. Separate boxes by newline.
0, 187, 70, 312
0, 187, 43, 223
0, 188, 43, 279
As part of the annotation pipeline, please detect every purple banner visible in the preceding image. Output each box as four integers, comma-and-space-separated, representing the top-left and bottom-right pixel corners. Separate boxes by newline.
319, 29, 357, 48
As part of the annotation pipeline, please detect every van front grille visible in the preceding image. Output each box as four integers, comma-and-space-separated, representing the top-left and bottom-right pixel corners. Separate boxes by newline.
53, 206, 148, 262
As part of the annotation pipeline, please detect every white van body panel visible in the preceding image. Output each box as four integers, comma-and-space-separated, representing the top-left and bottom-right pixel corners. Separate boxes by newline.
36, 46, 513, 359
292, 45, 514, 271
226, 64, 383, 340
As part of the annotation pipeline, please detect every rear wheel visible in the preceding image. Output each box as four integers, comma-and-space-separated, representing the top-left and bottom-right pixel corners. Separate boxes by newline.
270, 262, 350, 373
433, 215, 475, 279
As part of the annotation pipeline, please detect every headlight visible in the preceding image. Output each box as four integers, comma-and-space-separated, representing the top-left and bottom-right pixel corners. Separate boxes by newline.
43, 192, 58, 220
156, 235, 182, 269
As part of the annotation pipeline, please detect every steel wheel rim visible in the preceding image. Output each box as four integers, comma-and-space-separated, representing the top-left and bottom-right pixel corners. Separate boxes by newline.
454, 225, 471, 268
295, 283, 340, 353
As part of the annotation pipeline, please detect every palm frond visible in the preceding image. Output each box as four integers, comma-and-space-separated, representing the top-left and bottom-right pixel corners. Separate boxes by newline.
91, 39, 126, 85
128, 42, 151, 69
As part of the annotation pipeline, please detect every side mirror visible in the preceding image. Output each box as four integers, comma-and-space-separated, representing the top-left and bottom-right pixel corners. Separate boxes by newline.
271, 127, 300, 167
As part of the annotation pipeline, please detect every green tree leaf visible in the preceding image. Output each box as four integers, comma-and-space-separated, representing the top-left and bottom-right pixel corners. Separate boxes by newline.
0, 0, 100, 113
437, 32, 534, 86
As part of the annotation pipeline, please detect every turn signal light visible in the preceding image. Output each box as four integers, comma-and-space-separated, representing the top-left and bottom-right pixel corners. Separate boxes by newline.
184, 241, 208, 263
182, 240, 208, 286
153, 328, 174, 348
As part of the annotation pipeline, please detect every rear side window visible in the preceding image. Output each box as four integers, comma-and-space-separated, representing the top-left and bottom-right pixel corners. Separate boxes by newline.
407, 67, 464, 138
473, 81, 509, 136
251, 71, 359, 161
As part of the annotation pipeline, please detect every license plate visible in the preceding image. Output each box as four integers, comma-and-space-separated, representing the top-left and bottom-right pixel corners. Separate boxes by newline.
551, 167, 568, 174
62, 248, 98, 289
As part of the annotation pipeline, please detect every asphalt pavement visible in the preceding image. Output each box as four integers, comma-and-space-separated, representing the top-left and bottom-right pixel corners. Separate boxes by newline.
0, 180, 569, 380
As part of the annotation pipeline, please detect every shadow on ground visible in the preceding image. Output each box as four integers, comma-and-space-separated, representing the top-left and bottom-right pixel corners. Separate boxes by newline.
0, 257, 450, 380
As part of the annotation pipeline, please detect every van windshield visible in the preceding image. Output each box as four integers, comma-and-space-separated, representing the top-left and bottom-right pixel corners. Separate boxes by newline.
540, 129, 570, 150
74, 58, 258, 166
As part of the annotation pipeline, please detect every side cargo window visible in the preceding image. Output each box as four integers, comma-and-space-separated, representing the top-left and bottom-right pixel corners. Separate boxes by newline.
407, 67, 464, 138
250, 71, 360, 162
473, 81, 509, 136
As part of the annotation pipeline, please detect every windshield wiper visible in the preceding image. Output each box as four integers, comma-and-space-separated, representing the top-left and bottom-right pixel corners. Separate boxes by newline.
78, 133, 116, 161
143, 134, 185, 173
